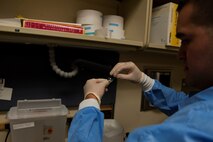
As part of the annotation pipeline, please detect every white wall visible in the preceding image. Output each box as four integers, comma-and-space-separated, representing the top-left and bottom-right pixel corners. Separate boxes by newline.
114, 50, 184, 133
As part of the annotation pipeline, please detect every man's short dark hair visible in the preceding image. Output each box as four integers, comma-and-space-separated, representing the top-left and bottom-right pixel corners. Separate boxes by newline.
177, 0, 213, 27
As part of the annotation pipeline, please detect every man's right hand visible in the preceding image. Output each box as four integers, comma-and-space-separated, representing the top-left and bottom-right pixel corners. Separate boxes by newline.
110, 61, 143, 84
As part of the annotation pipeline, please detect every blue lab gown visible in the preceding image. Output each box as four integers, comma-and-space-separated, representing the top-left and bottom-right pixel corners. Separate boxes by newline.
68, 80, 213, 142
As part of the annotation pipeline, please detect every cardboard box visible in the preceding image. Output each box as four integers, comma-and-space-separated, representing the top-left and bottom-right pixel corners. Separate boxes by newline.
150, 2, 181, 47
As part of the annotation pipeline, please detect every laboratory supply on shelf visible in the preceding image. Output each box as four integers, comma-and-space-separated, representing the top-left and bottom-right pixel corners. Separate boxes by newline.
7, 98, 68, 142
0, 18, 21, 27
103, 15, 125, 39
76, 9, 103, 36
150, 2, 180, 47
23, 18, 84, 34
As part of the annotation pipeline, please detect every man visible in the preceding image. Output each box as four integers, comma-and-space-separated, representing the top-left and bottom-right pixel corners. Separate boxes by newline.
68, 0, 213, 141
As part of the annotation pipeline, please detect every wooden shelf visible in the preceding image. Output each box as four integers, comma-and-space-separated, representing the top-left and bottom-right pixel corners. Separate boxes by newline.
146, 42, 179, 54
0, 25, 143, 51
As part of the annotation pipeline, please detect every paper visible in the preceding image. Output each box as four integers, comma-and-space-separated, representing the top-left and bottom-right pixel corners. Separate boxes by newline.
0, 87, 13, 101
0, 18, 21, 27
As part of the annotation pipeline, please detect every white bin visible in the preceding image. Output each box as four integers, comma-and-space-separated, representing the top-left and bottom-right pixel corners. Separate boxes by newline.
7, 99, 68, 142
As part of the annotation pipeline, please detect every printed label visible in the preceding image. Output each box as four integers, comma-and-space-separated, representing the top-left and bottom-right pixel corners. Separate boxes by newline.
13, 122, 35, 130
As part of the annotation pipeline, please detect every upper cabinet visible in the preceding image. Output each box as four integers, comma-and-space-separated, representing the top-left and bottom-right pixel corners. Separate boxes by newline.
0, 0, 151, 51
0, 0, 180, 52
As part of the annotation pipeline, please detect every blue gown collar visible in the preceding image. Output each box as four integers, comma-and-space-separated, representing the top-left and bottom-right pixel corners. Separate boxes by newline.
179, 86, 213, 109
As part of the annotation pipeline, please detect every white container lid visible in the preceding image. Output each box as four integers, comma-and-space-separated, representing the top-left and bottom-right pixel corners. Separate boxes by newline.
103, 15, 123, 22
77, 9, 103, 17
7, 99, 68, 120
76, 16, 102, 26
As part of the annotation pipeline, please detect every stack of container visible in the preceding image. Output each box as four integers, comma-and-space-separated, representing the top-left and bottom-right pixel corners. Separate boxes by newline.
76, 9, 125, 39
103, 15, 125, 39
76, 9, 103, 36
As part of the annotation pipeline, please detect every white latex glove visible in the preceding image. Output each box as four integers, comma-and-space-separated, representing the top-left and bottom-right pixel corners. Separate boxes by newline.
110, 61, 155, 91
84, 78, 110, 104
110, 61, 143, 83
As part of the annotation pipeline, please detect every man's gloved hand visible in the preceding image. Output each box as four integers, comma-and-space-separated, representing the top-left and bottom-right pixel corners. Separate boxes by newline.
110, 61, 143, 83
110, 61, 154, 91
84, 78, 110, 104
